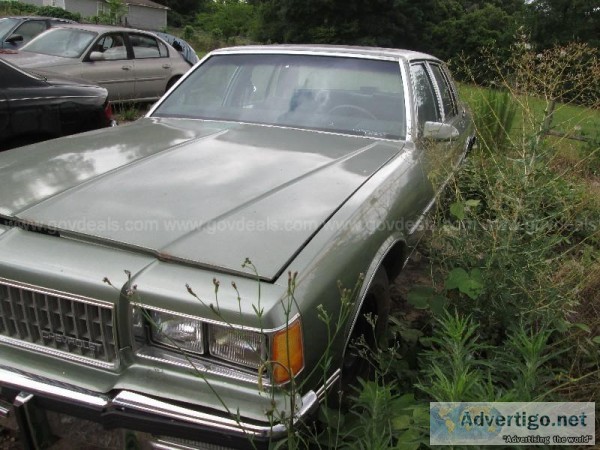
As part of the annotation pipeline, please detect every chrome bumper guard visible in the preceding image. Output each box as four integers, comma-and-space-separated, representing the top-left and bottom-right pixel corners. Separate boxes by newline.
0, 366, 320, 447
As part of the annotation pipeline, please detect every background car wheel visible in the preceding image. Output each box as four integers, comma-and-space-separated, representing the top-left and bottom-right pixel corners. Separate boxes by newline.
337, 267, 391, 405
165, 76, 181, 93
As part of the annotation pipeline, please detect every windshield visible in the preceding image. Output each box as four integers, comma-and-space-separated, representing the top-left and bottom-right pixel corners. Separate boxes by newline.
153, 53, 406, 139
22, 28, 97, 58
0, 18, 19, 40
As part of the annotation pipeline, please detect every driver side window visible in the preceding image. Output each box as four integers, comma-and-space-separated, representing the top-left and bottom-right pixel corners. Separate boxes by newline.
94, 33, 127, 60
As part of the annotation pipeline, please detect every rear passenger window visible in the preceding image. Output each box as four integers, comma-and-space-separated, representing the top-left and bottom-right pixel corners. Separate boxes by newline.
130, 34, 163, 59
158, 40, 168, 57
429, 64, 457, 119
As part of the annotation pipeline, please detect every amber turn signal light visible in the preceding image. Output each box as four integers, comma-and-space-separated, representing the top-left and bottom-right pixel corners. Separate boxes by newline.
271, 318, 304, 384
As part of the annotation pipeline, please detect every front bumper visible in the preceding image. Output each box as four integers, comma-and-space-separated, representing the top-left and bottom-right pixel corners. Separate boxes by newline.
0, 365, 320, 449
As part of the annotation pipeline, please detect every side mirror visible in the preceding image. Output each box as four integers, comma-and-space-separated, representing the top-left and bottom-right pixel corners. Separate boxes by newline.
89, 51, 105, 61
5, 34, 24, 44
423, 121, 459, 141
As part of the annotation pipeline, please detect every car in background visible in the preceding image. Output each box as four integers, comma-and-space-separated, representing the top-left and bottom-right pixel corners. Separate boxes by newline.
0, 45, 473, 448
0, 57, 114, 150
2, 24, 191, 102
153, 31, 199, 66
0, 16, 75, 49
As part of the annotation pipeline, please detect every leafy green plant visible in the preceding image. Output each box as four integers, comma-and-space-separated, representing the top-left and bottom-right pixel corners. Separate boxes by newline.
417, 311, 491, 402
498, 325, 566, 401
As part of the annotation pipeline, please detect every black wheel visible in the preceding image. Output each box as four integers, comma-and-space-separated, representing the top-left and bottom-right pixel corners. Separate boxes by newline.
165, 76, 181, 93
338, 267, 390, 403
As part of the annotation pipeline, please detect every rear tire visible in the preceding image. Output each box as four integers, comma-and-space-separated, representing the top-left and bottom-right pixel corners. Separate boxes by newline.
165, 76, 181, 93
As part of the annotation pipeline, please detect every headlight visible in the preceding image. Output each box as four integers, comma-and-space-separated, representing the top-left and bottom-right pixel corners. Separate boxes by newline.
133, 307, 303, 382
149, 310, 204, 355
208, 324, 266, 369
132, 306, 145, 341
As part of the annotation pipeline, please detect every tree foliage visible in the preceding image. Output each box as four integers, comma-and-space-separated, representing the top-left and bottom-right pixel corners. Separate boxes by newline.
168, 0, 598, 86
525, 0, 600, 49
197, 0, 257, 40
247, 0, 529, 59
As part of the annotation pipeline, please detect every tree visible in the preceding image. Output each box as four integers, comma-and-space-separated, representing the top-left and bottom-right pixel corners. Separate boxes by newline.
104, 0, 126, 25
161, 0, 209, 26
252, 0, 439, 48
430, 3, 522, 60
526, 0, 600, 49
197, 0, 257, 39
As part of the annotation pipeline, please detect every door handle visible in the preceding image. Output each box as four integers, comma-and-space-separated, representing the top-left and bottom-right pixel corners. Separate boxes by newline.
162, 64, 171, 69
122, 65, 132, 71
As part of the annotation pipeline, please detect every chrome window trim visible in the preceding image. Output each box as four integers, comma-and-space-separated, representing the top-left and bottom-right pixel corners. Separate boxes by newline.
148, 50, 412, 124
399, 59, 413, 142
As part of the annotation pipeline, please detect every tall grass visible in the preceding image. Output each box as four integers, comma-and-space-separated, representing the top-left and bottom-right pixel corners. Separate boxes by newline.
318, 40, 600, 449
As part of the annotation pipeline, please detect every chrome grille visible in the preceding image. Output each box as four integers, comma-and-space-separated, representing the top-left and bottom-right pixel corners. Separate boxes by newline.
0, 279, 117, 368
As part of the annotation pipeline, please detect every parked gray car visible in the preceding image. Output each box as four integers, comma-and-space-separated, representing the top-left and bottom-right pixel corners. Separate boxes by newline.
1, 24, 192, 102
0, 45, 474, 448
0, 16, 75, 49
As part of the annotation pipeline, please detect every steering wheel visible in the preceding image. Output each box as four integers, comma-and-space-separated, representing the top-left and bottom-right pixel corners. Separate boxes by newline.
327, 104, 377, 120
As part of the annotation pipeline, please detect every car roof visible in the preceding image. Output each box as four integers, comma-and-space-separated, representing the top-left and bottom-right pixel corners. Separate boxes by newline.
50, 23, 154, 34
210, 44, 440, 63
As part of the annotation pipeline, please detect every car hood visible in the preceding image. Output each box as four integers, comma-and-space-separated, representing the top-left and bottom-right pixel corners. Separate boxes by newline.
1, 50, 74, 69
0, 118, 403, 280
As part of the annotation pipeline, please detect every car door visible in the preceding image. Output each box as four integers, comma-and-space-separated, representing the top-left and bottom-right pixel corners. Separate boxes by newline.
128, 33, 172, 100
79, 32, 135, 101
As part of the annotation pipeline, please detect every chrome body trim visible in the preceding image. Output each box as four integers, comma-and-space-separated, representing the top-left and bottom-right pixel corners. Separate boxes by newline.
0, 400, 10, 419
1, 95, 100, 103
136, 346, 267, 386
0, 365, 320, 441
0, 366, 109, 410
315, 368, 341, 401
0, 277, 118, 368
133, 303, 300, 335
0, 277, 113, 309
0, 335, 116, 369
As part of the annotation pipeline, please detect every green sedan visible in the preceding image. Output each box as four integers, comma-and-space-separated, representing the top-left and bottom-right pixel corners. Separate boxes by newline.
0, 45, 474, 449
